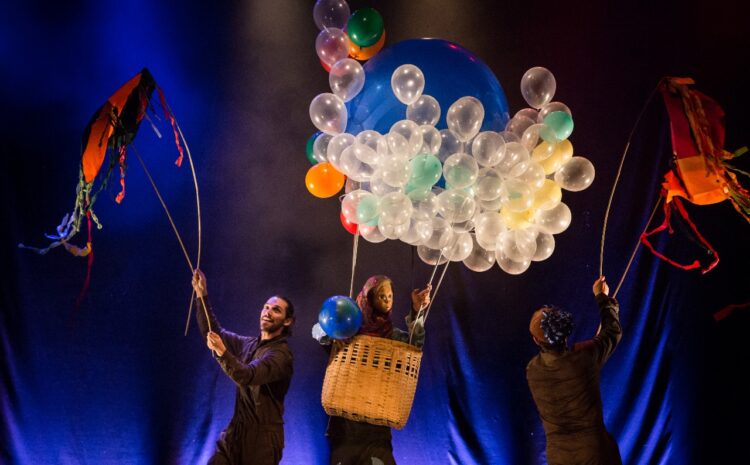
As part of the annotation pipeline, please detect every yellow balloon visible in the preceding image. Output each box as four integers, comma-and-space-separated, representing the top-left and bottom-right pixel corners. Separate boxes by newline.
536, 139, 573, 175
532, 179, 562, 210
501, 208, 535, 230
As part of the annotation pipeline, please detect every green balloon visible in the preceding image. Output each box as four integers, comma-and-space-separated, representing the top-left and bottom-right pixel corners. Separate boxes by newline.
542, 111, 574, 142
347, 8, 384, 47
306, 131, 320, 165
356, 195, 379, 224
408, 154, 442, 189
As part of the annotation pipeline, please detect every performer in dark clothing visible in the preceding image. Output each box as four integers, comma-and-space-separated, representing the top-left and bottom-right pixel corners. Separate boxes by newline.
526, 276, 623, 465
192, 269, 295, 465
313, 275, 430, 465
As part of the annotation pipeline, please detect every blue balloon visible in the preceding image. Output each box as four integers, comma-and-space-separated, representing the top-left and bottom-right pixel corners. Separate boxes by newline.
347, 38, 510, 134
318, 295, 363, 339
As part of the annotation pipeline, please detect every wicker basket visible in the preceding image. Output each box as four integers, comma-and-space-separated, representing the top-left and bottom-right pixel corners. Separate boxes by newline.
321, 334, 423, 429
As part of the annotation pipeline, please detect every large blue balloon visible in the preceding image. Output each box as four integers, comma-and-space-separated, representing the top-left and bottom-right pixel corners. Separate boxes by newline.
318, 295, 363, 339
347, 38, 510, 134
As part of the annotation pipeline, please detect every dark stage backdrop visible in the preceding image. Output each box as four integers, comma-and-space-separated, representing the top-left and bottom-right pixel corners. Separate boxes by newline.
2, 1, 748, 464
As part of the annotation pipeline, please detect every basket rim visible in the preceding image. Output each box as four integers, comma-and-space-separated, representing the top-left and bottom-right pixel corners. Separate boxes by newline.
333, 333, 424, 353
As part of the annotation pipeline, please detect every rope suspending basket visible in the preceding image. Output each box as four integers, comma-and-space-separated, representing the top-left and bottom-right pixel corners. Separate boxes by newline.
321, 334, 423, 429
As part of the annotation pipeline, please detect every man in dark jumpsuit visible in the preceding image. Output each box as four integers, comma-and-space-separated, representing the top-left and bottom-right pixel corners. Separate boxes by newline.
192, 269, 295, 465
526, 276, 623, 465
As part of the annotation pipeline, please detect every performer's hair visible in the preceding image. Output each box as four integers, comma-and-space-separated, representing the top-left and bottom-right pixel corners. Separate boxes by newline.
274, 295, 295, 336
539, 306, 574, 346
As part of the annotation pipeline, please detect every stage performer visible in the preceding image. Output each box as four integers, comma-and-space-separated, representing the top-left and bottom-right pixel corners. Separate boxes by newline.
192, 269, 295, 465
313, 275, 430, 465
527, 276, 623, 465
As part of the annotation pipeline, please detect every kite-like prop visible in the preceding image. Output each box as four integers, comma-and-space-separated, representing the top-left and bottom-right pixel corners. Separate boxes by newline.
640, 77, 749, 272
20, 68, 202, 305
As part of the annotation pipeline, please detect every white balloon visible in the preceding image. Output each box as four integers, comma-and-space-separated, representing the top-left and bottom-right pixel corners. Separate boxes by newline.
313, 133, 332, 163
463, 234, 496, 272
401, 218, 433, 245
446, 96, 484, 142
423, 217, 454, 249
534, 202, 571, 234
315, 28, 349, 67
378, 216, 410, 240
369, 168, 401, 196
442, 231, 473, 262
326, 133, 355, 171
309, 93, 347, 135
475, 168, 504, 201
419, 125, 442, 155
437, 189, 476, 223
520, 66, 556, 109
391, 64, 425, 105
496, 249, 531, 275
516, 161, 545, 191
554, 156, 595, 192
339, 144, 374, 181
532, 231, 555, 261
329, 58, 365, 102
313, 0, 350, 30
378, 192, 413, 226
437, 129, 464, 162
497, 229, 538, 262
499, 178, 534, 212
505, 115, 535, 138
360, 223, 387, 243
356, 130, 388, 159
409, 188, 439, 221
471, 131, 505, 167
407, 95, 441, 126
379, 154, 412, 188
474, 211, 505, 250
417, 244, 449, 265
495, 141, 530, 178
442, 153, 479, 189
388, 120, 423, 158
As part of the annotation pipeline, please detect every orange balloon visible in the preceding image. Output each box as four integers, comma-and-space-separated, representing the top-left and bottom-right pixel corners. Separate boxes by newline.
348, 30, 385, 61
305, 162, 346, 198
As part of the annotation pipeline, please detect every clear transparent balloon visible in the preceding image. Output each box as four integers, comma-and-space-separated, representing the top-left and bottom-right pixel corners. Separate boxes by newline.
554, 156, 595, 192
315, 28, 350, 66
391, 64, 425, 105
313, 0, 351, 30
406, 95, 441, 126
310, 93, 348, 135
329, 58, 365, 102
446, 96, 485, 142
471, 131, 505, 167
520, 66, 556, 109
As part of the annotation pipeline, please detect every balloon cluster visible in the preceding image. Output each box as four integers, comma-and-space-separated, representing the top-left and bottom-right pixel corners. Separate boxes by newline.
306, 3, 595, 275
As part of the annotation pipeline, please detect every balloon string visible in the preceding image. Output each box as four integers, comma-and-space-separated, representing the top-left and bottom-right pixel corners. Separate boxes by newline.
600, 79, 664, 278
349, 229, 360, 299
132, 146, 194, 272
612, 195, 662, 299
423, 260, 450, 324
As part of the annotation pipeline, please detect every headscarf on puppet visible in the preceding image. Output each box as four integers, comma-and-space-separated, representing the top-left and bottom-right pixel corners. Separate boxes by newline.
529, 306, 574, 350
356, 275, 394, 338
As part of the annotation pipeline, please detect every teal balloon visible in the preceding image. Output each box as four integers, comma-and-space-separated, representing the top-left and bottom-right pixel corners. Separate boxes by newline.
356, 195, 379, 224
542, 111, 574, 142
306, 131, 321, 165
318, 295, 363, 339
409, 154, 443, 188
346, 8, 384, 47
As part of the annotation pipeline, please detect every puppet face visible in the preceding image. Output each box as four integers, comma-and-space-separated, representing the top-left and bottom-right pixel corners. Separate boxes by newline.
372, 282, 393, 314
259, 296, 291, 335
